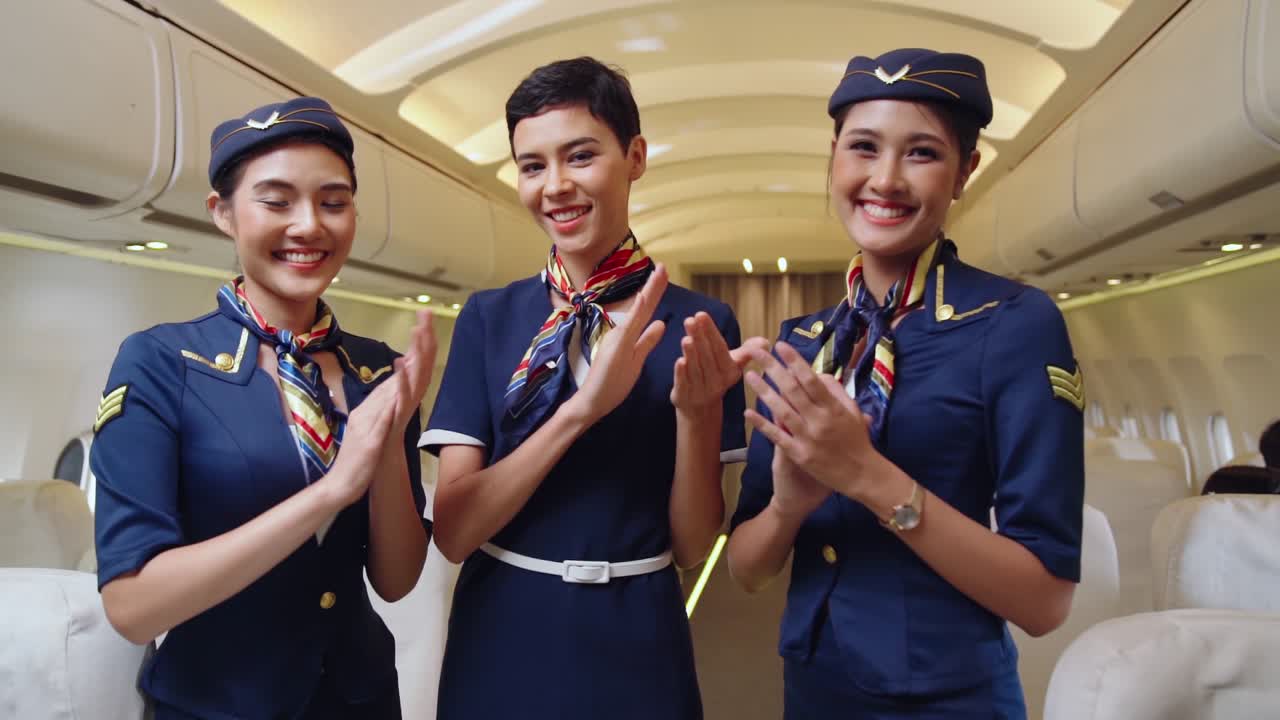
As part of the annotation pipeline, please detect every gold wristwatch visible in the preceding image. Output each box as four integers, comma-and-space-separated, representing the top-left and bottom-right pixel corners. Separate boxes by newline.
882, 481, 923, 532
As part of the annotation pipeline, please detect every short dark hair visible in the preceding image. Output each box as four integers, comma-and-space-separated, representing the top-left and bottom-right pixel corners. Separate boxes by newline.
1261, 420, 1280, 468
211, 132, 356, 200
505, 56, 641, 153
831, 99, 982, 162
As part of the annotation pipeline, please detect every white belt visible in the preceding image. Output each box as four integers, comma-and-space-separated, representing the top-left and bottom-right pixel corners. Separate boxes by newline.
480, 543, 673, 584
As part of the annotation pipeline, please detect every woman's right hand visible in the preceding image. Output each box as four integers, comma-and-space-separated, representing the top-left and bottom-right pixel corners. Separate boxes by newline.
323, 370, 400, 508
769, 446, 830, 521
563, 263, 669, 425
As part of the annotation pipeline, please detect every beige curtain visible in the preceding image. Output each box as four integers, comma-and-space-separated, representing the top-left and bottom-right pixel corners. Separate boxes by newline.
692, 272, 846, 343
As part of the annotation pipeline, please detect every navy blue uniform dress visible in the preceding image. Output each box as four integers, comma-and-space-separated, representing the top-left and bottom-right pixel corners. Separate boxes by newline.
731, 243, 1085, 719
91, 309, 428, 720
423, 276, 746, 720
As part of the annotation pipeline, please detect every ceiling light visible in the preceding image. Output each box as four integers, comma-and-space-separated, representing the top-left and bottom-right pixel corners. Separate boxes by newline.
1221, 243, 1244, 252
1250, 243, 1263, 250
742, 258, 754, 274
1106, 278, 1122, 286
764, 183, 792, 193
144, 241, 169, 250
124, 243, 146, 252
646, 144, 671, 159
451, 303, 461, 310
619, 36, 666, 53
777, 257, 788, 273
1057, 292, 1071, 300
416, 294, 432, 304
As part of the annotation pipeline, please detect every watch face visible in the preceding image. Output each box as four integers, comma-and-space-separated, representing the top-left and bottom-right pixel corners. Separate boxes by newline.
893, 506, 921, 531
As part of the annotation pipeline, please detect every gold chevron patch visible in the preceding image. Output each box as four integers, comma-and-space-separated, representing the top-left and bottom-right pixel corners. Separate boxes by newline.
1046, 365, 1084, 412
94, 385, 128, 433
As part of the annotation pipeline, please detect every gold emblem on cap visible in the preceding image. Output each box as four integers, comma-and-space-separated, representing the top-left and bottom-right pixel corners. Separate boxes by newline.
874, 65, 911, 85
246, 110, 281, 131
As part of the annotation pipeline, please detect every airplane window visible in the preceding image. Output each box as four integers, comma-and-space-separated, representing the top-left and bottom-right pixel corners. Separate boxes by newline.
1208, 414, 1235, 468
1120, 415, 1141, 439
52, 438, 85, 485
1160, 409, 1183, 444
1087, 403, 1106, 428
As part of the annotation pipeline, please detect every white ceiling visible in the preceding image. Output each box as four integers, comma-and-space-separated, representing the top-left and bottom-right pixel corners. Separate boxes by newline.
148, 0, 1186, 278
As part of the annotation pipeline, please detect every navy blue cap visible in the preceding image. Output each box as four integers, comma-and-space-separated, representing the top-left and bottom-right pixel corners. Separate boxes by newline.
828, 48, 993, 128
208, 97, 354, 186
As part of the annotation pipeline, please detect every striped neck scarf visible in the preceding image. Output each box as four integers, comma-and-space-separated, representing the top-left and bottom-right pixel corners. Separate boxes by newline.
501, 232, 655, 445
812, 238, 941, 442
217, 278, 345, 483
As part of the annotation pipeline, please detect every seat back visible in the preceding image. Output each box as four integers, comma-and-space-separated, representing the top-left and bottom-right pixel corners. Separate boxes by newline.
0, 568, 150, 720
1044, 609, 1280, 720
1151, 495, 1280, 612
1084, 442, 1191, 616
1223, 451, 1265, 468
0, 480, 95, 571
1014, 504, 1121, 720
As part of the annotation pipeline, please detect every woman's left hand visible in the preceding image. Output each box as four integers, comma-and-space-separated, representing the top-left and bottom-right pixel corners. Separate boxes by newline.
670, 312, 767, 417
392, 309, 437, 430
743, 341, 884, 499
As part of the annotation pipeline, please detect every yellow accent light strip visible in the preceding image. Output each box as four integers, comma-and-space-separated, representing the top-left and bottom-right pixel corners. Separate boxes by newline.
0, 231, 460, 318
686, 533, 728, 618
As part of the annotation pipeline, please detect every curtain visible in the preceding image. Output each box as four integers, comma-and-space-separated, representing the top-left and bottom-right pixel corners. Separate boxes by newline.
692, 271, 846, 343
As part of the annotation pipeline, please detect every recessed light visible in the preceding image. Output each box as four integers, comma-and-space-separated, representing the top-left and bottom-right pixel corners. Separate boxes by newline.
1057, 292, 1071, 300
619, 36, 666, 53
1249, 243, 1263, 250
1221, 243, 1244, 252
144, 241, 169, 250
124, 243, 146, 252
777, 257, 788, 273
451, 303, 461, 310
742, 258, 754, 274
646, 144, 671, 159
416, 294, 431, 304
1106, 278, 1122, 286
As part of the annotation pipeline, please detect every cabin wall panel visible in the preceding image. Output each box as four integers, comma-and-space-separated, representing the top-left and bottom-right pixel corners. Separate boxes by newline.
1065, 258, 1280, 487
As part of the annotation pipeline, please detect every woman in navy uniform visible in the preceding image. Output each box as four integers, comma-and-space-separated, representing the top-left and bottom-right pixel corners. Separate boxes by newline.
727, 49, 1085, 718
422, 58, 756, 719
91, 97, 435, 720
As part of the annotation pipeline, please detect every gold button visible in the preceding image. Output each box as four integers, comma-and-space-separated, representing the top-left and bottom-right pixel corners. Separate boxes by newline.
359, 366, 373, 382
811, 320, 824, 334
936, 304, 955, 321
319, 591, 336, 610
214, 353, 235, 371
822, 545, 838, 565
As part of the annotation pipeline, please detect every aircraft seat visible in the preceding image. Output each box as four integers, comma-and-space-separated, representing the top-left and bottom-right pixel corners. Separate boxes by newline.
0, 480, 95, 571
1223, 451, 1265, 468
1013, 504, 1121, 720
0, 567, 151, 720
1084, 442, 1191, 616
1043, 609, 1280, 720
1151, 495, 1280, 613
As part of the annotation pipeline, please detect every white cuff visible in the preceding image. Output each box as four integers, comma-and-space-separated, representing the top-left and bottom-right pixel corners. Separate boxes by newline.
720, 447, 748, 464
418, 429, 487, 452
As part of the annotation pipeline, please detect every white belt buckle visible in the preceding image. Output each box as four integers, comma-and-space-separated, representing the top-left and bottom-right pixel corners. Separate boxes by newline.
562, 560, 611, 584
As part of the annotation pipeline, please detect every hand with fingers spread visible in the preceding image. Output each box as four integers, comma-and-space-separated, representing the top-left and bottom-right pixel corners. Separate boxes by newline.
670, 313, 769, 417
744, 341, 885, 499
564, 263, 670, 425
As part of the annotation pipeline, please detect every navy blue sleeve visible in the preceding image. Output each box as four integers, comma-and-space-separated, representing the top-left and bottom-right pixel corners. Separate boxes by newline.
982, 289, 1085, 582
422, 297, 493, 455
716, 308, 747, 459
90, 331, 186, 589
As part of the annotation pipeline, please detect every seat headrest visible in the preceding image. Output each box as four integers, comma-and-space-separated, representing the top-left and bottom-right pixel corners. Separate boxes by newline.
1045, 609, 1280, 720
0, 568, 150, 719
0, 480, 94, 570
1151, 495, 1280, 612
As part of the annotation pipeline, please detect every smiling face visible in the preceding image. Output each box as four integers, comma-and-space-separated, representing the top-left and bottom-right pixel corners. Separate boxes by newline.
208, 141, 355, 319
512, 103, 646, 264
829, 99, 979, 263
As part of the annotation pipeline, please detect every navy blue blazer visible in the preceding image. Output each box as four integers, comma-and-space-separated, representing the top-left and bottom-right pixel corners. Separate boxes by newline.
730, 243, 1085, 696
91, 309, 427, 720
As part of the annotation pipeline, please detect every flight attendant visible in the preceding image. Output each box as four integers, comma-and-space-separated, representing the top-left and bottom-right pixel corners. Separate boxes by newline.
727, 48, 1085, 718
91, 97, 435, 719
422, 57, 756, 719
